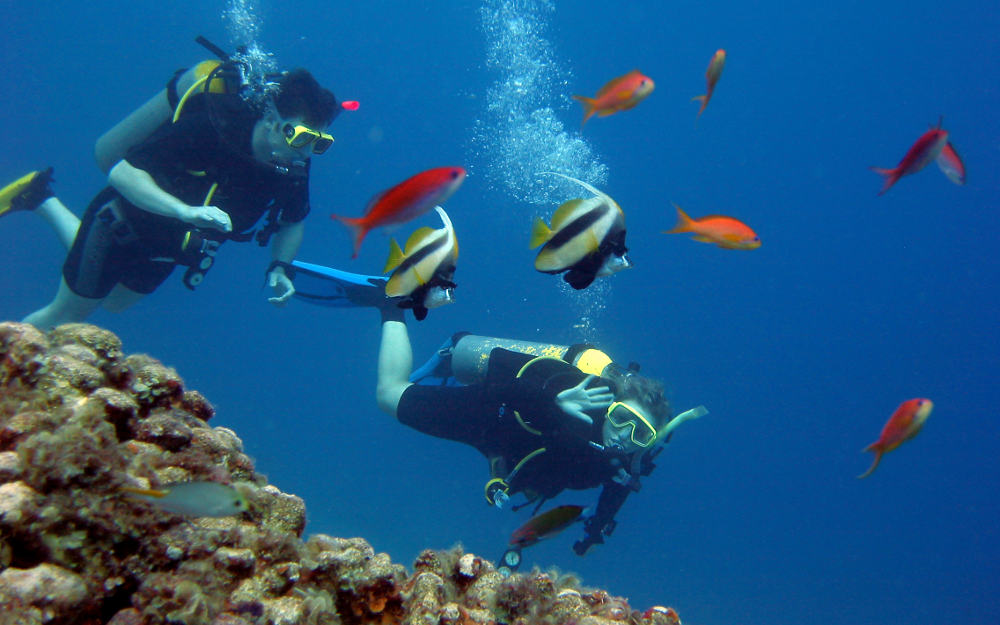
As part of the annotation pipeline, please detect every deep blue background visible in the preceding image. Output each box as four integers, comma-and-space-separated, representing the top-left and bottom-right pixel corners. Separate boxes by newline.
3, 2, 999, 624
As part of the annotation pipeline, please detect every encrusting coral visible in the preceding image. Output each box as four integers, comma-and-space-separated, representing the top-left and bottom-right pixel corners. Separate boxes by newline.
0, 322, 683, 625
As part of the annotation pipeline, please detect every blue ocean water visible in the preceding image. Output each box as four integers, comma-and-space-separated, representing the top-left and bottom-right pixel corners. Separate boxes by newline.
2, 1, 999, 623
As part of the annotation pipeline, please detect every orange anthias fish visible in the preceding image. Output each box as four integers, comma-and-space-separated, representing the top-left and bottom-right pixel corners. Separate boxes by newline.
509, 504, 585, 548
573, 70, 655, 126
692, 49, 726, 119
858, 398, 934, 479
332, 166, 466, 257
663, 204, 760, 250
871, 120, 949, 195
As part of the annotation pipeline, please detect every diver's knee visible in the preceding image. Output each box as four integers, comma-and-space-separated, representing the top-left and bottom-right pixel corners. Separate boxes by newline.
102, 285, 145, 313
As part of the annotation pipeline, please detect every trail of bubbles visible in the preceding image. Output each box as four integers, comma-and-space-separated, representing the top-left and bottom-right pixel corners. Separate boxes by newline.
222, 0, 280, 108
471, 0, 609, 338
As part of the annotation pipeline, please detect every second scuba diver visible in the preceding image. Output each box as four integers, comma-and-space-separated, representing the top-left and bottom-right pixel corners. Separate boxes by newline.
373, 297, 706, 557
0, 46, 340, 329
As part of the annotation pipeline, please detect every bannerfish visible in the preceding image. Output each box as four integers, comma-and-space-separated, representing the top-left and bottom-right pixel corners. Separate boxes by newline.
871, 120, 949, 195
531, 172, 631, 290
384, 205, 458, 321
663, 204, 761, 250
510, 504, 586, 548
936, 141, 966, 186
120, 481, 249, 517
858, 398, 933, 479
333, 166, 466, 257
572, 70, 655, 126
692, 49, 726, 120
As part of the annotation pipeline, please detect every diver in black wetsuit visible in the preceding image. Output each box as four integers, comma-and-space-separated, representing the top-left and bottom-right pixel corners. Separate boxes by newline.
374, 301, 704, 556
2, 59, 339, 328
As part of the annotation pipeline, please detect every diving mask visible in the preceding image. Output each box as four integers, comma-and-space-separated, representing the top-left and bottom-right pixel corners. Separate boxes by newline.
282, 123, 334, 154
606, 401, 657, 447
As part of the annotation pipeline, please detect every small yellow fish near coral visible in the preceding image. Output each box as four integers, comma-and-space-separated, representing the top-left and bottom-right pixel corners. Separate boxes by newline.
120, 481, 249, 517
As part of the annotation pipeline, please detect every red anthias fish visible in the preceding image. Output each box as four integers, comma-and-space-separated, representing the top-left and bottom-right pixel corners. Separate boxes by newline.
858, 398, 934, 479
509, 504, 585, 548
573, 70, 655, 126
871, 121, 949, 195
333, 166, 466, 258
692, 49, 726, 120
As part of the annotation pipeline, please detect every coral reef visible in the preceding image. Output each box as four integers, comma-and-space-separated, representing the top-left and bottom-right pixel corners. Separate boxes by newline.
0, 322, 682, 625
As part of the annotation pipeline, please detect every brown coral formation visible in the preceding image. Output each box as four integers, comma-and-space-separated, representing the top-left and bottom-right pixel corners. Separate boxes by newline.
0, 322, 681, 625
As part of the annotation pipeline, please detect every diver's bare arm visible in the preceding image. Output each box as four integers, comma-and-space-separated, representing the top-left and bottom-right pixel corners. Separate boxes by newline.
376, 307, 414, 418
108, 160, 231, 232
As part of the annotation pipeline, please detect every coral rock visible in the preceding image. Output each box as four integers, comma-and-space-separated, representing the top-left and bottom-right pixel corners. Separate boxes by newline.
0, 563, 92, 620
0, 324, 675, 625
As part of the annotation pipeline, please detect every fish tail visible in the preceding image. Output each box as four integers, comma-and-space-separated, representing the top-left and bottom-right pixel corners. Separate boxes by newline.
332, 214, 367, 258
572, 95, 596, 125
664, 203, 695, 234
869, 166, 900, 196
857, 446, 883, 479
530, 217, 553, 249
691, 94, 708, 118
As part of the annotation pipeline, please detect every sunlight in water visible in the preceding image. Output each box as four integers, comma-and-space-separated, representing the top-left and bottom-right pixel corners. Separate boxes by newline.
473, 0, 610, 339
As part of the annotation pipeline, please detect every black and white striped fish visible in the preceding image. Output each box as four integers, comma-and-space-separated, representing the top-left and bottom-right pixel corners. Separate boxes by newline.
530, 172, 631, 290
384, 205, 458, 320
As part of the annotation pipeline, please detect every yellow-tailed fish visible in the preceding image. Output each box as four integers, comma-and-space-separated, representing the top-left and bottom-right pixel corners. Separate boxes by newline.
531, 172, 630, 290
120, 481, 249, 517
384, 205, 458, 321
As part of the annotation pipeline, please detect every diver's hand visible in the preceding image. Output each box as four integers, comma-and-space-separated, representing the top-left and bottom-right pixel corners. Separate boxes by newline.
556, 375, 614, 426
267, 269, 295, 306
182, 205, 232, 232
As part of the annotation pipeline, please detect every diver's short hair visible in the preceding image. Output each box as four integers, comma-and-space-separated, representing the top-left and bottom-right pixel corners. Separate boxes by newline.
273, 69, 338, 128
605, 367, 672, 427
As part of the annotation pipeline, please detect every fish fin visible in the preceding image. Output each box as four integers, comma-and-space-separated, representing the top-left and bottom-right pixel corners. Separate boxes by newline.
530, 217, 553, 249
384, 238, 406, 273
550, 198, 586, 230
120, 486, 169, 498
572, 95, 596, 125
537, 171, 609, 201
936, 142, 966, 185
664, 203, 695, 233
857, 448, 883, 479
869, 166, 900, 196
332, 214, 368, 258
403, 226, 437, 254
693, 235, 716, 243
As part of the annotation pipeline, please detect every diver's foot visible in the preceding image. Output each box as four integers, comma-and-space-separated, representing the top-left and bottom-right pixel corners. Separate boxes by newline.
0, 167, 56, 218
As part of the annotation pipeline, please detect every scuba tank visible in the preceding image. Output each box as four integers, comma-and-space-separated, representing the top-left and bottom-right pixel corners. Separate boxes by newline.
94, 37, 242, 174
450, 335, 616, 385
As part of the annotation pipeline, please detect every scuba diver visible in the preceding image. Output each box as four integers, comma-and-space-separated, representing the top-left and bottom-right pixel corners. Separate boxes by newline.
0, 38, 340, 328
372, 296, 706, 561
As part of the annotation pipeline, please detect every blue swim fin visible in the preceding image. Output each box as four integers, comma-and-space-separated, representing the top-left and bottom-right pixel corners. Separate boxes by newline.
288, 260, 387, 308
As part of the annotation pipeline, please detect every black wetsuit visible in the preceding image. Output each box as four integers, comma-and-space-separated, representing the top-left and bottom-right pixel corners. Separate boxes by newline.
64, 94, 310, 298
397, 348, 626, 500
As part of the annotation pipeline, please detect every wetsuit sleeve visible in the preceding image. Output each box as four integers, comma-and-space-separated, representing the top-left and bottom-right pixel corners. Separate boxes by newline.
484, 348, 590, 431
574, 479, 633, 555
275, 170, 310, 224
123, 112, 216, 177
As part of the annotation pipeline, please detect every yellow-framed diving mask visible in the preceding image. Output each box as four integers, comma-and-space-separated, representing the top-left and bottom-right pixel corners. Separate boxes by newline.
606, 401, 658, 447
282, 123, 334, 154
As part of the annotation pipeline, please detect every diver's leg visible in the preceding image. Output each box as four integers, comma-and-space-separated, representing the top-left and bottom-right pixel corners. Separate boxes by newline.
35, 197, 81, 250
101, 284, 147, 313
376, 305, 415, 418
22, 278, 103, 329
